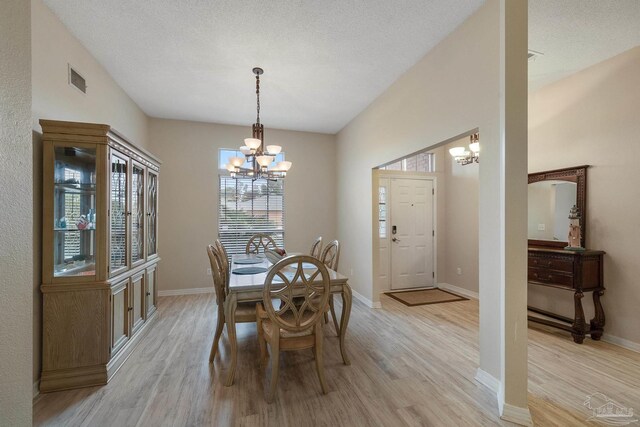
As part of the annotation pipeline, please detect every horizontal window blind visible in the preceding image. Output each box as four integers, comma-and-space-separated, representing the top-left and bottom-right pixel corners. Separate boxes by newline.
218, 176, 284, 257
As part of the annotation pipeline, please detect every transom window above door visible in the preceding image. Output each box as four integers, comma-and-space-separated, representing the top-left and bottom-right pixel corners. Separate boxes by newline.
379, 152, 435, 172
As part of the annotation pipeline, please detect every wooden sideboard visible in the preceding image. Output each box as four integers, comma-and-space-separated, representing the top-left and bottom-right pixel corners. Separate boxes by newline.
527, 247, 605, 344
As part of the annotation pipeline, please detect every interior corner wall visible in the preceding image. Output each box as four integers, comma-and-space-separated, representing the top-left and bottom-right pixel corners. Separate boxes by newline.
31, 0, 149, 148
443, 138, 479, 294
30, 0, 150, 386
529, 46, 640, 348
336, 0, 503, 381
0, 0, 33, 424
147, 118, 337, 293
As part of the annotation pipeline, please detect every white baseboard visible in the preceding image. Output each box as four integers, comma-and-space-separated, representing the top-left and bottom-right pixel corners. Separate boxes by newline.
158, 287, 214, 297
500, 403, 533, 427
475, 368, 500, 393
351, 289, 381, 309
438, 283, 479, 300
476, 369, 531, 426
33, 380, 39, 400
602, 334, 640, 353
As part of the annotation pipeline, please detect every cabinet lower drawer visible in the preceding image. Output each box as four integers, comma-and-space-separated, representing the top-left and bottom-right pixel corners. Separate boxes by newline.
528, 255, 573, 273
528, 267, 574, 288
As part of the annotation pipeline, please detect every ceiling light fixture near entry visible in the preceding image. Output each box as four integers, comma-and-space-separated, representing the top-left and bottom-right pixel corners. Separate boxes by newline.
449, 133, 480, 166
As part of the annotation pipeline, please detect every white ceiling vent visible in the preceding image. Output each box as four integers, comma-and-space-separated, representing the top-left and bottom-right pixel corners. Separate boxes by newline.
68, 64, 87, 94
528, 49, 544, 62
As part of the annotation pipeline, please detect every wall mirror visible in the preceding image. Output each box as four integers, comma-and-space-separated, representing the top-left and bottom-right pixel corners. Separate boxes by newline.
528, 165, 588, 248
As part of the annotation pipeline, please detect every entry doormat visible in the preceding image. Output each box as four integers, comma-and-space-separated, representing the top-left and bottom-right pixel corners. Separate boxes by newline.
385, 288, 468, 307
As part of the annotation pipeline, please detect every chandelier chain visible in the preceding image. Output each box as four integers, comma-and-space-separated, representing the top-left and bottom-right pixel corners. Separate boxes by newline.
256, 73, 260, 124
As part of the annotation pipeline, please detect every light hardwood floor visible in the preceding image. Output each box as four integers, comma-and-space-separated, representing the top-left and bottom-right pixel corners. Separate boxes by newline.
33, 293, 640, 426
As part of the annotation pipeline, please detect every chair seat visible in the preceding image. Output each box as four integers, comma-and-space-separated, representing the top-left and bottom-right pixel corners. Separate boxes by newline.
261, 312, 315, 339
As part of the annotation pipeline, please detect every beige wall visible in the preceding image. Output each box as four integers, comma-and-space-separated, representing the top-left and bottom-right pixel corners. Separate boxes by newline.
0, 0, 33, 424
31, 0, 151, 385
529, 46, 640, 347
442, 138, 479, 294
147, 118, 337, 292
31, 0, 149, 148
336, 0, 530, 415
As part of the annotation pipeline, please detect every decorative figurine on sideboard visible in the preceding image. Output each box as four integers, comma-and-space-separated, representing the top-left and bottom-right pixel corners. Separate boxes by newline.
565, 205, 584, 251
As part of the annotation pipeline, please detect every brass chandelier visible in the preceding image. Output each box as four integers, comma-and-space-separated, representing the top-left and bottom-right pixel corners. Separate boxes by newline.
225, 67, 292, 180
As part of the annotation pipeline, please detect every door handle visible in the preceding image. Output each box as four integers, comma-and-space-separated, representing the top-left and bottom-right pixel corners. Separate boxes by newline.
392, 237, 401, 242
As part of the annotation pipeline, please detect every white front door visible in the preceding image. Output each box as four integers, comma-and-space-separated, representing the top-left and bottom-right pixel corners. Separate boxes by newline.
390, 178, 434, 289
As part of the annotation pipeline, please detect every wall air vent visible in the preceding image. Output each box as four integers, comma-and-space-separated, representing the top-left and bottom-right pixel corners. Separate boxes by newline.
68, 65, 87, 94
528, 49, 544, 62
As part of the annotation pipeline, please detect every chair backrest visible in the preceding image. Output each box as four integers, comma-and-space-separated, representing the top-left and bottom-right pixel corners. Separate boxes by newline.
214, 239, 230, 290
320, 240, 340, 271
310, 236, 323, 259
263, 255, 330, 333
246, 233, 277, 254
207, 244, 226, 305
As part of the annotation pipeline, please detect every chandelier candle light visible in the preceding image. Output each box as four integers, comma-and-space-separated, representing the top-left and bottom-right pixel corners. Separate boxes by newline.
225, 67, 292, 180
449, 133, 480, 165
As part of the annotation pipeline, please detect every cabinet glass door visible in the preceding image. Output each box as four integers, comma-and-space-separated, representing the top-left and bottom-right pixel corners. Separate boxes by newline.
110, 153, 128, 274
131, 163, 145, 265
53, 146, 97, 278
147, 170, 158, 258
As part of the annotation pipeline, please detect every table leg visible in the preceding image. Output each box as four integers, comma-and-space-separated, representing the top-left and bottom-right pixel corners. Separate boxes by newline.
571, 291, 586, 344
590, 289, 605, 340
329, 295, 340, 336
224, 293, 238, 387
339, 284, 352, 365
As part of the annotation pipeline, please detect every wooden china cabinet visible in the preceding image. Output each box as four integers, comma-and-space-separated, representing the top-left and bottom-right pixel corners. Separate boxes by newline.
40, 120, 161, 392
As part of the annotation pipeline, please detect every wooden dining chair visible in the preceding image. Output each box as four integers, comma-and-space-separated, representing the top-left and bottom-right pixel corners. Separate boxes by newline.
321, 240, 341, 334
214, 239, 230, 289
207, 243, 257, 363
310, 236, 323, 259
256, 255, 331, 402
246, 233, 277, 254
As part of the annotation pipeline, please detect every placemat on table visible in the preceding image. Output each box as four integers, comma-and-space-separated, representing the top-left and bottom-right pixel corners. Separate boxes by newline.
232, 266, 268, 275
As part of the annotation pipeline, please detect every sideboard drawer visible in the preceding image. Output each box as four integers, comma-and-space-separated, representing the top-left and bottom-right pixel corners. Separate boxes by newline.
528, 255, 573, 273
528, 267, 574, 288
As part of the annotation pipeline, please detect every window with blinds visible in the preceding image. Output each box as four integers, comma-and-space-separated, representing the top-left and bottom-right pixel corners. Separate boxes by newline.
218, 175, 285, 256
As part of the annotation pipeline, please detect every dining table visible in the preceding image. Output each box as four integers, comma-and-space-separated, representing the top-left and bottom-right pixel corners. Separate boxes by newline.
223, 253, 353, 386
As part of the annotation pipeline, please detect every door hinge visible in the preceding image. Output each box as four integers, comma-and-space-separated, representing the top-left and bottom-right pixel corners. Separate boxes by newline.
432, 271, 435, 278
432, 230, 435, 237
432, 188, 435, 195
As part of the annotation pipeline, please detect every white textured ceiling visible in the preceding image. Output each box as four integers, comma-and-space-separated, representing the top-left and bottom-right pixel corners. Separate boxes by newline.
43, 1, 640, 133
529, 0, 640, 91
43, 0, 484, 133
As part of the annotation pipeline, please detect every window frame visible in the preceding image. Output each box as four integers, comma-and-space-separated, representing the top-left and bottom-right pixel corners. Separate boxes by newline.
217, 149, 286, 257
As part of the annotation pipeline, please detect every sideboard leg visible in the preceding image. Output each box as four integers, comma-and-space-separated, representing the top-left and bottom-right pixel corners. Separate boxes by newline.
590, 289, 605, 340
571, 291, 586, 344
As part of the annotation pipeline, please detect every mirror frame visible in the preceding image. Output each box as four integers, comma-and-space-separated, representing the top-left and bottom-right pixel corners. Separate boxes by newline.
528, 165, 588, 249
